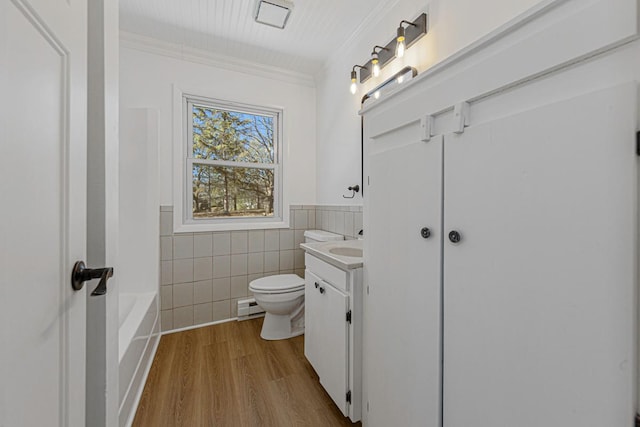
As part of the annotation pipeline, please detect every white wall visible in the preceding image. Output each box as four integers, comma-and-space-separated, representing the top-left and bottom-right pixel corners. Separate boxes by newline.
119, 46, 317, 209
119, 108, 159, 293
315, 0, 542, 204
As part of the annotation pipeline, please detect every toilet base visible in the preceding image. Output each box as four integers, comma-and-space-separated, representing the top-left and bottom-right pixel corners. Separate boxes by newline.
260, 312, 305, 341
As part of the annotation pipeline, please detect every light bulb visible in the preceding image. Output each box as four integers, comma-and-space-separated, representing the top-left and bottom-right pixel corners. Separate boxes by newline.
374, 90, 380, 99
396, 37, 406, 58
396, 26, 406, 58
372, 60, 380, 77
371, 50, 381, 77
350, 69, 358, 95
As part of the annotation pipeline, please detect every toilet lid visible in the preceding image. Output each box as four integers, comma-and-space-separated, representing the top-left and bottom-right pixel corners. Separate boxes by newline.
249, 274, 305, 292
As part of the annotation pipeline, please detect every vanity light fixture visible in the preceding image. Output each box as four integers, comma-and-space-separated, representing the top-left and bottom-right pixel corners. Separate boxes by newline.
350, 65, 367, 95
355, 13, 427, 83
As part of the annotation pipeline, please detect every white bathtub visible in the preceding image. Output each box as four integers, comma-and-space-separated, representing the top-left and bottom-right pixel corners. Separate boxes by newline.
118, 292, 159, 427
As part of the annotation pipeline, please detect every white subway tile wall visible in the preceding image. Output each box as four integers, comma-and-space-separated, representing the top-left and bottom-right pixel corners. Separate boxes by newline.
158, 205, 363, 332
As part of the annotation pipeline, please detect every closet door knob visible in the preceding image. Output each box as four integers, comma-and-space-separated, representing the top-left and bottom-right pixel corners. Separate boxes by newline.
420, 227, 431, 239
448, 230, 461, 243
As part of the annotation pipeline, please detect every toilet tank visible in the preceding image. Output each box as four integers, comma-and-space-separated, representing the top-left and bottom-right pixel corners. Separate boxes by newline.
303, 229, 344, 243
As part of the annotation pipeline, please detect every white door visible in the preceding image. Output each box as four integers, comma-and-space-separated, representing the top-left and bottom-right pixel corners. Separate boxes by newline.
364, 129, 443, 427
317, 280, 349, 416
1, 0, 88, 426
305, 269, 322, 371
443, 83, 637, 426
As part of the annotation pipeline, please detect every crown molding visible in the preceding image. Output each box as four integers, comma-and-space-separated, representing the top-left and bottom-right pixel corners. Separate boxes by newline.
120, 31, 316, 88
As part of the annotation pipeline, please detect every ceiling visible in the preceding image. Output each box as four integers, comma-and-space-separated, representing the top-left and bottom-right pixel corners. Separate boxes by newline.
120, 0, 393, 76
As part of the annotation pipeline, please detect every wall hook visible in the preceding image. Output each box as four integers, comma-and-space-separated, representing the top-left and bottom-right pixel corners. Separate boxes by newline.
343, 185, 360, 199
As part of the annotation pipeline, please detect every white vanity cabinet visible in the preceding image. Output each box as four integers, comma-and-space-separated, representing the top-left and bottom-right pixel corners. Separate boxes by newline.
304, 252, 362, 422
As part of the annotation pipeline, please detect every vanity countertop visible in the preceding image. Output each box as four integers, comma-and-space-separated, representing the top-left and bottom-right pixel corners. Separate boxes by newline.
300, 239, 363, 270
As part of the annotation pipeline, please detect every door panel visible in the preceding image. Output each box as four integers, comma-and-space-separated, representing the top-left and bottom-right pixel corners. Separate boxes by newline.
443, 83, 637, 426
364, 132, 443, 427
317, 281, 349, 416
304, 269, 322, 371
0, 0, 87, 426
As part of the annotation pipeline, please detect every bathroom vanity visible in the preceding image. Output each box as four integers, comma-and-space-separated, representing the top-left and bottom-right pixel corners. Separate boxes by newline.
300, 239, 363, 422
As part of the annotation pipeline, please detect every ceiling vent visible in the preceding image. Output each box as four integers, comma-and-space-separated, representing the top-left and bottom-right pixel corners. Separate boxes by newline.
254, 0, 294, 29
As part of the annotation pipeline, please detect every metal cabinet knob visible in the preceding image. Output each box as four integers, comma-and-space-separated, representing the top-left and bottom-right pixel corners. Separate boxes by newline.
314, 282, 319, 289
420, 227, 431, 239
448, 230, 461, 243
319, 286, 325, 294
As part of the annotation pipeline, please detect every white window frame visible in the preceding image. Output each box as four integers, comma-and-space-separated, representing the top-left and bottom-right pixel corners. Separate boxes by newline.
173, 86, 288, 233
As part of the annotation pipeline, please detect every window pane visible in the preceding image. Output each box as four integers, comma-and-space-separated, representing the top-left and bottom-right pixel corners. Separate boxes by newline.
192, 105, 274, 164
192, 164, 275, 218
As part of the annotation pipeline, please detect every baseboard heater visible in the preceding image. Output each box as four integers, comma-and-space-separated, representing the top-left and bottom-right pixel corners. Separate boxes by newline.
237, 297, 265, 321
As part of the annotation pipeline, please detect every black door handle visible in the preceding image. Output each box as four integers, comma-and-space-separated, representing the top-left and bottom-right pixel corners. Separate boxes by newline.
315, 282, 319, 289
319, 286, 325, 294
71, 261, 114, 296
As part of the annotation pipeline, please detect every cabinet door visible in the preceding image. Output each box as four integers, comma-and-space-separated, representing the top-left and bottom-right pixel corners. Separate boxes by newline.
317, 280, 350, 416
304, 270, 322, 372
443, 83, 637, 426
364, 130, 443, 426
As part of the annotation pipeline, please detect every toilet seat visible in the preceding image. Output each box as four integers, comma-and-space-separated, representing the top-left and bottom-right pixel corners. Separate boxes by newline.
249, 274, 305, 294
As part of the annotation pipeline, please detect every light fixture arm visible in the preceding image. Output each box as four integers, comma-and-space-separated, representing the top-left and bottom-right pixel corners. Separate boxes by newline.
372, 45, 388, 54
399, 19, 417, 28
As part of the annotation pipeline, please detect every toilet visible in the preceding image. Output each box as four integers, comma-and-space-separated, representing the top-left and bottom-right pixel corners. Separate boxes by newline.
249, 229, 344, 340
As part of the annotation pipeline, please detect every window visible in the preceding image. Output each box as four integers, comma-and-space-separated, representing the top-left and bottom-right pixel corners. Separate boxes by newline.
184, 96, 283, 227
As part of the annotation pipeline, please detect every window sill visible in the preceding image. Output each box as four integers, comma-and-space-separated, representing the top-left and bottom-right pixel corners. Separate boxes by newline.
173, 219, 290, 234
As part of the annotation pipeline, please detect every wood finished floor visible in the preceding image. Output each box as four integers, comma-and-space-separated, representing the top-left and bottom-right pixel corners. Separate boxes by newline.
133, 318, 361, 427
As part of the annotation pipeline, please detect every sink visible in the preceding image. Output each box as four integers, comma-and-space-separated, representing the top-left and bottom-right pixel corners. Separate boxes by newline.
300, 239, 363, 269
329, 247, 363, 258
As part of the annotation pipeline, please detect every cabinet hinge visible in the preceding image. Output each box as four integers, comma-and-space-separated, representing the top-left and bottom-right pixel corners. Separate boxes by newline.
346, 390, 352, 404
636, 131, 640, 156
346, 310, 352, 324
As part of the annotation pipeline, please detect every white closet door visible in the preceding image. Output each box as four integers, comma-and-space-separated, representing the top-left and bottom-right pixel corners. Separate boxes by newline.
364, 132, 443, 427
443, 83, 637, 427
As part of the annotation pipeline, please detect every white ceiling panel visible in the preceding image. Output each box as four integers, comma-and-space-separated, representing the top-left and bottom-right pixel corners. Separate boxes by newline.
120, 0, 393, 76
